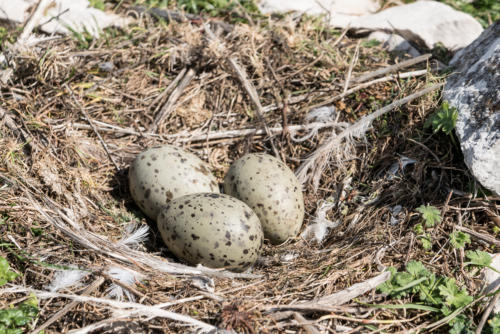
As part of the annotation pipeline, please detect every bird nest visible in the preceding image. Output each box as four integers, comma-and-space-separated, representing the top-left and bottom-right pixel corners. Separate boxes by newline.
0, 2, 498, 333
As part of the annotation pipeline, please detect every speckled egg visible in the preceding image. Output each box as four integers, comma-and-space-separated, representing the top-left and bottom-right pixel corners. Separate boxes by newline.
129, 145, 219, 220
157, 193, 263, 271
224, 153, 304, 244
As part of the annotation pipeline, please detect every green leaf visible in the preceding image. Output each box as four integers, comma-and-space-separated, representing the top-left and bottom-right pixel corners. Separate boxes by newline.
449, 314, 473, 334
465, 250, 492, 267
438, 278, 472, 309
416, 205, 441, 227
406, 260, 430, 278
0, 257, 18, 287
377, 267, 398, 295
450, 231, 471, 249
414, 223, 424, 235
419, 235, 433, 250
488, 313, 500, 333
425, 101, 458, 136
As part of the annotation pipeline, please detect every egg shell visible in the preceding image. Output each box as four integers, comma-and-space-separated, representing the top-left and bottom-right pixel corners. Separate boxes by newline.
224, 153, 304, 244
157, 193, 263, 271
129, 145, 219, 220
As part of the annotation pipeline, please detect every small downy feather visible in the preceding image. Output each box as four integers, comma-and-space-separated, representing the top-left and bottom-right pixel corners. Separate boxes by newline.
46, 268, 89, 292
296, 114, 372, 190
116, 224, 149, 249
301, 199, 339, 244
106, 266, 145, 302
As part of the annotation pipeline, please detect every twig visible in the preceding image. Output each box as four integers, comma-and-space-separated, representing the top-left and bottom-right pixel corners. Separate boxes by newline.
281, 53, 325, 82
455, 225, 500, 247
31, 277, 106, 334
296, 83, 444, 189
308, 69, 429, 111
351, 54, 431, 84
407, 137, 441, 163
150, 68, 196, 133
69, 295, 206, 334
2, 285, 215, 333
268, 271, 390, 312
476, 291, 500, 334
293, 312, 321, 334
62, 121, 341, 143
343, 40, 361, 94
150, 68, 187, 112
64, 84, 120, 172
228, 57, 280, 158
204, 23, 280, 158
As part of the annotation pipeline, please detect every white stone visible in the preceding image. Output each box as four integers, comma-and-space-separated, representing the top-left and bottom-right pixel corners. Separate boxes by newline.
368, 31, 421, 58
443, 21, 500, 195
258, 0, 381, 27
343, 1, 483, 51
482, 253, 500, 313
0, 0, 130, 37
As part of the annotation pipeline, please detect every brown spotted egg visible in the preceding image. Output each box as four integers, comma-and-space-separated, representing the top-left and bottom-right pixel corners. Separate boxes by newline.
224, 153, 304, 244
129, 145, 219, 220
157, 193, 263, 271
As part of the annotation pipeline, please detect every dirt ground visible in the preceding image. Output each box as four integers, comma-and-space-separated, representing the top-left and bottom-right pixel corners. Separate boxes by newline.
1, 1, 499, 333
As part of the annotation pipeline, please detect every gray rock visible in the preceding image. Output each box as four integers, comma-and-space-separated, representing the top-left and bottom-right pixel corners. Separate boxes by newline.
343, 1, 483, 51
443, 21, 500, 195
368, 31, 421, 58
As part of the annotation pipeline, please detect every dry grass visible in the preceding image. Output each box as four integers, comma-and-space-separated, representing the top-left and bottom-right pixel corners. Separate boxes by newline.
1, 2, 499, 333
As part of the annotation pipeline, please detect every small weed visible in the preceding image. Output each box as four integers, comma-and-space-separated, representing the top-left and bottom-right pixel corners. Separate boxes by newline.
439, 0, 500, 28
376, 259, 498, 333
0, 257, 18, 286
0, 257, 40, 333
464, 250, 500, 273
427, 101, 458, 136
362, 39, 381, 48
488, 314, 500, 333
449, 231, 471, 249
425, 101, 458, 139
89, 0, 106, 10
67, 26, 94, 50
176, 0, 259, 17
416, 205, 442, 227
0, 293, 41, 334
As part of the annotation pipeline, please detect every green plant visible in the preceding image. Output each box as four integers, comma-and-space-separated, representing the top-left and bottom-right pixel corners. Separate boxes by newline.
450, 231, 471, 249
416, 205, 442, 227
438, 0, 500, 28
488, 314, 500, 334
177, 0, 258, 16
464, 250, 500, 273
0, 294, 41, 334
413, 205, 441, 250
0, 257, 18, 286
425, 101, 458, 137
89, 0, 106, 10
376, 260, 491, 333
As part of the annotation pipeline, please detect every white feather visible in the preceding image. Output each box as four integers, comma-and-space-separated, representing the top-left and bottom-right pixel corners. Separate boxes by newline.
301, 199, 339, 244
116, 224, 149, 248
106, 266, 145, 302
46, 269, 88, 292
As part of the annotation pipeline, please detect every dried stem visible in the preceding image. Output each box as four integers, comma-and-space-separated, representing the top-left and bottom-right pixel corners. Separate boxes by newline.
297, 83, 444, 189
351, 53, 431, 84
150, 68, 196, 133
